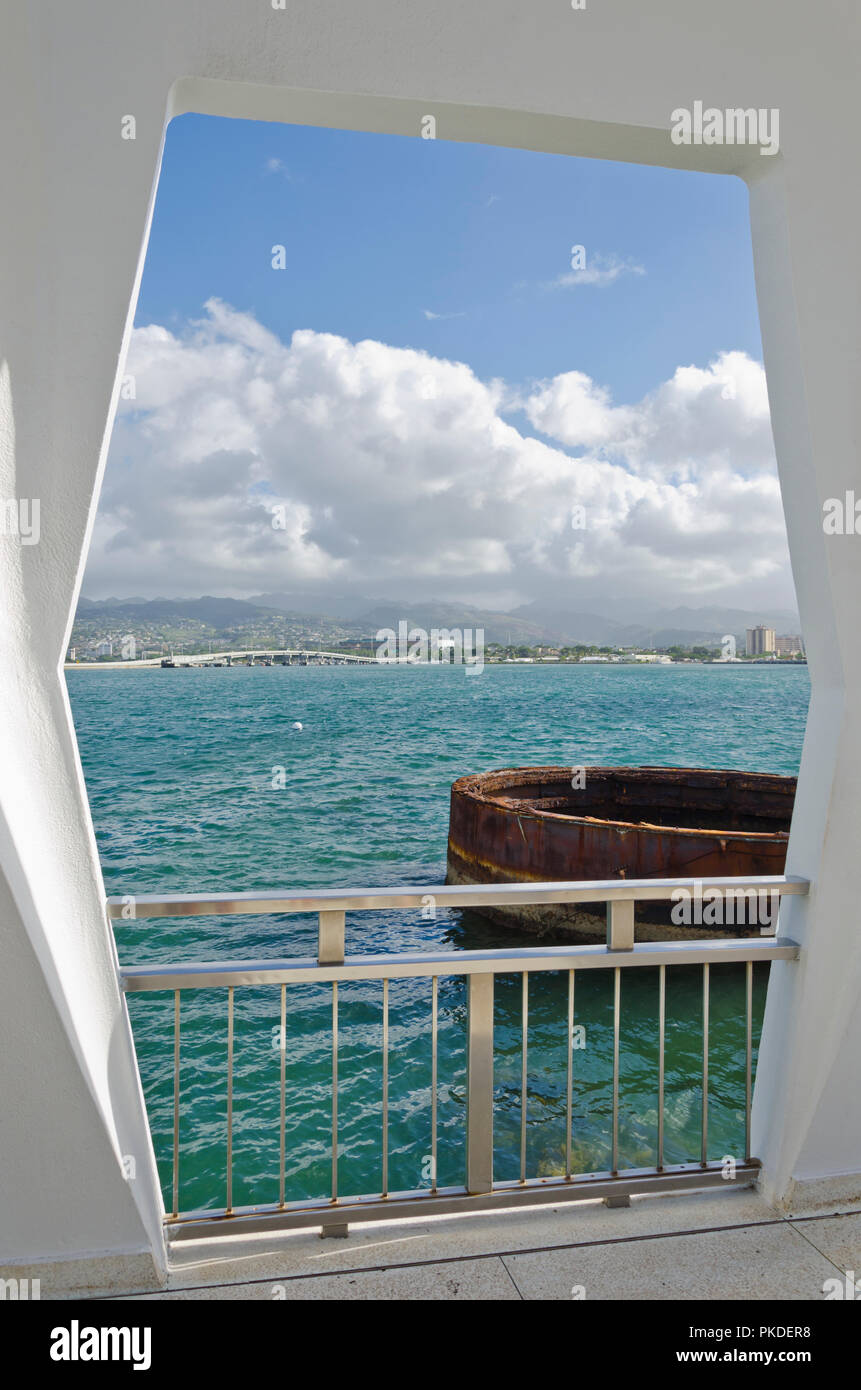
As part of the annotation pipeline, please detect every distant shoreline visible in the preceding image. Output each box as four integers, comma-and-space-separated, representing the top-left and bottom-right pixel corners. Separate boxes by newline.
64, 658, 808, 671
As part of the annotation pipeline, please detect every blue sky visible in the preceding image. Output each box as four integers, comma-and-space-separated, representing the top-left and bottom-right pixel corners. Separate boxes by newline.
88, 113, 792, 616
138, 115, 762, 404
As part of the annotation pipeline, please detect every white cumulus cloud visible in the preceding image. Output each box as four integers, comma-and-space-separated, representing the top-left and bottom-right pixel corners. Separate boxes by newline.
87, 300, 792, 614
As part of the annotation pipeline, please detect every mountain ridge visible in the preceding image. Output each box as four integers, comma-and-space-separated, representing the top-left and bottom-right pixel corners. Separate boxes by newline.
74, 594, 802, 648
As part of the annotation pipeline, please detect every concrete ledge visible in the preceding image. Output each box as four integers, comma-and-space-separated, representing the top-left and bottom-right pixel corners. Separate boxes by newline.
776, 1173, 861, 1216
0, 1249, 165, 1300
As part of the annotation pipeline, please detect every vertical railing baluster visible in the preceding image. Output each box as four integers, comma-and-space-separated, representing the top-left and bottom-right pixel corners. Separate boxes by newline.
279, 982, 286, 1208
612, 966, 621, 1174
657, 964, 666, 1171
382, 978, 389, 1198
172, 989, 180, 1219
702, 963, 710, 1166
226, 985, 234, 1214
520, 973, 528, 1183
745, 959, 753, 1162
331, 982, 339, 1201
466, 973, 494, 1194
431, 976, 438, 1194
566, 970, 574, 1180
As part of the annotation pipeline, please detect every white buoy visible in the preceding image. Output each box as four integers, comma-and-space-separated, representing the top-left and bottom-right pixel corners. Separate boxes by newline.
291, 721, 303, 731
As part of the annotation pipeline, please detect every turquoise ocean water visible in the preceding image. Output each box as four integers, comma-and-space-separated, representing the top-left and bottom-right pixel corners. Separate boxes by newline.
67, 663, 809, 1212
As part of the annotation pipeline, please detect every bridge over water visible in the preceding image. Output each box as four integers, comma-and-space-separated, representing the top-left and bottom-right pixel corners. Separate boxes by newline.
66, 649, 378, 669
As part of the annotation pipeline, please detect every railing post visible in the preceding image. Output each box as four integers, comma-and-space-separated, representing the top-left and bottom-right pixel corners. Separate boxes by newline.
606, 900, 633, 1206
607, 898, 635, 951
466, 973, 494, 1193
319, 910, 347, 1237
318, 910, 345, 965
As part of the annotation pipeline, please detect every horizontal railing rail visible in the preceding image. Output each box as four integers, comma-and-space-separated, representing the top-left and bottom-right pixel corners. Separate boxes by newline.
112, 875, 808, 1237
121, 937, 799, 992
107, 874, 810, 920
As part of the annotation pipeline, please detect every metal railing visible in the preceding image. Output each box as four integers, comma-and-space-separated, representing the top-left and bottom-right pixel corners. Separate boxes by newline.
110, 875, 807, 1238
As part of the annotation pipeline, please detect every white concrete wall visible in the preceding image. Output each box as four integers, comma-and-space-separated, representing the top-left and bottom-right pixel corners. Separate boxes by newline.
0, 0, 858, 1271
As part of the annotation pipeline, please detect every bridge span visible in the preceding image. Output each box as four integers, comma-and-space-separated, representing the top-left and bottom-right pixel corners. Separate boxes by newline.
65, 649, 378, 669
